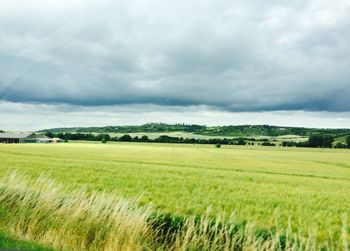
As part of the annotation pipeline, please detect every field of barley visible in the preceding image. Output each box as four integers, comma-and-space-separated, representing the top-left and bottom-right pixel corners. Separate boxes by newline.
0, 142, 349, 250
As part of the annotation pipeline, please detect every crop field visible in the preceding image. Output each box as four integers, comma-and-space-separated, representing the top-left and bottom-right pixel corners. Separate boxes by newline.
99, 131, 222, 139
0, 142, 349, 250
86, 131, 309, 142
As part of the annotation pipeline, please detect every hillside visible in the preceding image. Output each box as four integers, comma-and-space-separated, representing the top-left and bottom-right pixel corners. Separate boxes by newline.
40, 123, 350, 137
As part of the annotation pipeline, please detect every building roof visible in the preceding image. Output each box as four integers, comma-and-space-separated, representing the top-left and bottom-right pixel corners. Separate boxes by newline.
0, 133, 34, 139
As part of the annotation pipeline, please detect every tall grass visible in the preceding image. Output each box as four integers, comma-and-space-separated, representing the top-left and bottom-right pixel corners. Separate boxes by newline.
0, 172, 348, 250
0, 172, 151, 250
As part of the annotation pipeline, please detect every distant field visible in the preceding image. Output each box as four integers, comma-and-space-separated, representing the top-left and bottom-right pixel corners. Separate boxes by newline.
102, 131, 222, 139
0, 142, 349, 245
92, 131, 309, 144
334, 135, 348, 143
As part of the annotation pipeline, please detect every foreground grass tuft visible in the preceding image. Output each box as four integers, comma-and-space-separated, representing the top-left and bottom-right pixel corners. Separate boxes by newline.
0, 172, 348, 250
0, 172, 151, 250
0, 230, 54, 251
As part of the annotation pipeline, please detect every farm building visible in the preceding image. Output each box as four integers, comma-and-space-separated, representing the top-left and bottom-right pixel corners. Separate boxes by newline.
0, 133, 61, 144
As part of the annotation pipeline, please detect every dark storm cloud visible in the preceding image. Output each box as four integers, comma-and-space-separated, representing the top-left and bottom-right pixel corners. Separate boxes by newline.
0, 0, 349, 111
1, 101, 350, 131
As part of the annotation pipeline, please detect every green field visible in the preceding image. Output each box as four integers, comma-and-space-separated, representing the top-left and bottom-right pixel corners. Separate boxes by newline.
67, 130, 310, 142
0, 231, 53, 251
0, 142, 349, 249
100, 131, 222, 139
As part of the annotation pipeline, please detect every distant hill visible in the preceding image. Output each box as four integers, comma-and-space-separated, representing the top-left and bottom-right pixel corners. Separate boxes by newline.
39, 123, 350, 137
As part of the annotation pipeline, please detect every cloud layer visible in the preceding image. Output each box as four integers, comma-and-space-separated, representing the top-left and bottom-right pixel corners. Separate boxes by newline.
1, 101, 350, 131
0, 0, 350, 112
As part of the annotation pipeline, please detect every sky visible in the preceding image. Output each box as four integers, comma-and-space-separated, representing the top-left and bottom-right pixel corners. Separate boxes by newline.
0, 0, 349, 131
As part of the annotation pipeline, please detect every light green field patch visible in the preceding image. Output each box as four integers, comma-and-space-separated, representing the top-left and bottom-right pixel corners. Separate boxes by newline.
275, 135, 309, 142
0, 230, 53, 251
96, 131, 233, 139
334, 135, 349, 143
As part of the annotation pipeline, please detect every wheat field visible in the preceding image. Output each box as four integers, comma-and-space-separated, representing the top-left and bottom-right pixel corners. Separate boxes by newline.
0, 143, 349, 250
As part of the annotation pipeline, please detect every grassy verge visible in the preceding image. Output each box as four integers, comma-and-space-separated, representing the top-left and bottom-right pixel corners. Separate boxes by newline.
0, 230, 53, 250
0, 172, 348, 250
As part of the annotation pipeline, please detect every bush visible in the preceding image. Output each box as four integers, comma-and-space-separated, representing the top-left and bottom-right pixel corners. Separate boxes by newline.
334, 142, 347, 148
282, 141, 298, 147
215, 144, 221, 148
261, 142, 275, 146
236, 138, 246, 145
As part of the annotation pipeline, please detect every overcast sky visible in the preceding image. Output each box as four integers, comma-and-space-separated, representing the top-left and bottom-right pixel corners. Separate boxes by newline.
1, 0, 349, 130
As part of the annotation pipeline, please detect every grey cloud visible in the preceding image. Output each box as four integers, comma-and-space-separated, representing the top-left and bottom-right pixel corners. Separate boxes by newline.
0, 0, 349, 111
1, 101, 350, 131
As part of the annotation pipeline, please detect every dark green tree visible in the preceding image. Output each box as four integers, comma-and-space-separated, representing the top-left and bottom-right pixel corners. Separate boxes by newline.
346, 135, 350, 148
307, 134, 333, 148
45, 131, 54, 138
140, 135, 149, 142
118, 134, 132, 142
101, 135, 109, 144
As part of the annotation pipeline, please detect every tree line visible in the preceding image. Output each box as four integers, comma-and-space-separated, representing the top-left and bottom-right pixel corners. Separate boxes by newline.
282, 134, 350, 148
45, 131, 350, 148
45, 132, 249, 145
41, 123, 350, 138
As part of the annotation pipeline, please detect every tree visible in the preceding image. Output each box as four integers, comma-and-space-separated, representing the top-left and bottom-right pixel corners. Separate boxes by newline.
261, 142, 275, 146
57, 133, 65, 140
101, 134, 110, 144
215, 143, 221, 148
307, 134, 333, 148
118, 134, 132, 142
45, 131, 54, 138
346, 135, 350, 148
140, 135, 149, 142
236, 138, 246, 145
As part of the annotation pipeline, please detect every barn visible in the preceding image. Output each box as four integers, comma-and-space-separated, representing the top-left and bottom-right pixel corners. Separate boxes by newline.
0, 133, 48, 143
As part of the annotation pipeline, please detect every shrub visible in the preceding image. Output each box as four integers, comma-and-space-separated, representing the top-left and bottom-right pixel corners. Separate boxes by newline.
334, 142, 347, 148
261, 142, 275, 146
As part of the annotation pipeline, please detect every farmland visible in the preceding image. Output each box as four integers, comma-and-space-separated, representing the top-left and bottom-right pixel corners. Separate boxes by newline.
88, 132, 309, 143
41, 123, 350, 147
97, 131, 222, 140
0, 142, 349, 250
